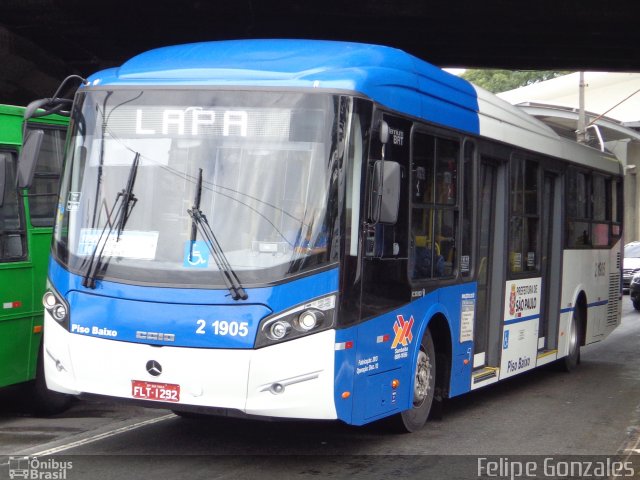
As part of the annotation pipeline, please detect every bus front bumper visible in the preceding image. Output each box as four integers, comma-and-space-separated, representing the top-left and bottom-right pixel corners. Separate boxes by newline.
43, 312, 338, 420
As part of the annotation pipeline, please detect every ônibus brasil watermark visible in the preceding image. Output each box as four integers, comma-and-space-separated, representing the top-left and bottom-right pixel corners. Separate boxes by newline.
8, 457, 72, 480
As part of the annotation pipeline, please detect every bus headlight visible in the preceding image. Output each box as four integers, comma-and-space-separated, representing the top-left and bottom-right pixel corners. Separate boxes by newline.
255, 294, 336, 348
43, 291, 57, 309
270, 320, 291, 340
52, 304, 68, 322
43, 282, 70, 329
297, 310, 323, 331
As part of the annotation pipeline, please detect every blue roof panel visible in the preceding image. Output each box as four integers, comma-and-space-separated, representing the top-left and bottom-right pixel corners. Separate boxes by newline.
86, 39, 479, 134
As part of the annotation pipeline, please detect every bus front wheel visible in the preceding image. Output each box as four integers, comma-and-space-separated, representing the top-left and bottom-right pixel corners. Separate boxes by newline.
386, 329, 436, 433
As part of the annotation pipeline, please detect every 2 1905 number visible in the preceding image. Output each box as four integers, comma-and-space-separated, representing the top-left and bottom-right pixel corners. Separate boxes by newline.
195, 319, 249, 337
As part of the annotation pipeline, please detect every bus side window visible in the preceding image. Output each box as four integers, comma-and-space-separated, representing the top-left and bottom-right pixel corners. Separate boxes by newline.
28, 126, 65, 227
566, 168, 602, 248
610, 178, 623, 243
410, 132, 459, 280
367, 112, 410, 259
509, 156, 539, 272
0, 151, 25, 260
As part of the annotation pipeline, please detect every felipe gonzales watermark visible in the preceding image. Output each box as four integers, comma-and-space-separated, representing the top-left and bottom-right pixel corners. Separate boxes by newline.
8, 457, 72, 479
477, 456, 635, 479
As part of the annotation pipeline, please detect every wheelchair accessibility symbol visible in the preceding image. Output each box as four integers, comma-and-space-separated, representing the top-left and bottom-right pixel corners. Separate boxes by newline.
184, 241, 210, 268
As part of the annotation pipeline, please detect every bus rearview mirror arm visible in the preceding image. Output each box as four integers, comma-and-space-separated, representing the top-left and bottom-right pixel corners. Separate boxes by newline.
379, 120, 389, 160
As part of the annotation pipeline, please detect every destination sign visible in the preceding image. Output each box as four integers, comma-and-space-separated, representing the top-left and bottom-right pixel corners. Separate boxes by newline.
106, 107, 293, 139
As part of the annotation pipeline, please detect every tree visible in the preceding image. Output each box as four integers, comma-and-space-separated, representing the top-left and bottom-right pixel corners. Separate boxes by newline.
460, 69, 571, 93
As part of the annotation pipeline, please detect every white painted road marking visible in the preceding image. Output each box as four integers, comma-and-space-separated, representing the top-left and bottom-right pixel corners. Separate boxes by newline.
0, 413, 175, 462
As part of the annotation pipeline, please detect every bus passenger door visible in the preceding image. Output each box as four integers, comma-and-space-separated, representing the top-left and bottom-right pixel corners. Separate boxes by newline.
539, 172, 562, 353
360, 112, 412, 319
472, 157, 507, 386
0, 149, 33, 388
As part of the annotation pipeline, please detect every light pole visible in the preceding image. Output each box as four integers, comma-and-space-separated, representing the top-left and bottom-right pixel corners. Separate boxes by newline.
576, 71, 588, 144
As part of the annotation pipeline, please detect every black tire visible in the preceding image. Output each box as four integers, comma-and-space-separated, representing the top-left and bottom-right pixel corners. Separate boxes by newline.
26, 347, 73, 416
559, 308, 581, 372
633, 300, 640, 311
171, 410, 232, 425
171, 410, 206, 419
385, 329, 436, 433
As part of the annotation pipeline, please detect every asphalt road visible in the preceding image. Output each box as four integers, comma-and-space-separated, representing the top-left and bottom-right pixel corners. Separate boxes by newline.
1, 298, 639, 479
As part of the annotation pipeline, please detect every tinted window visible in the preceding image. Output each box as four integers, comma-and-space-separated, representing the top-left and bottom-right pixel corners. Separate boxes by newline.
28, 125, 66, 227
410, 132, 459, 280
0, 151, 25, 260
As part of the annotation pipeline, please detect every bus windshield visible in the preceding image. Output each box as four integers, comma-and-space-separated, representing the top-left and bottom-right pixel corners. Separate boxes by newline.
53, 90, 342, 288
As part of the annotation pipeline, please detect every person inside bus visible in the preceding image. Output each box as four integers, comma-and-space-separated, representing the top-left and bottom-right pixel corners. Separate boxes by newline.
295, 215, 329, 255
282, 206, 329, 255
412, 235, 445, 279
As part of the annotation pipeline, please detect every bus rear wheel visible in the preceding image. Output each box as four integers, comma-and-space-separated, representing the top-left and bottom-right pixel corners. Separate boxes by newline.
386, 329, 436, 433
559, 308, 581, 372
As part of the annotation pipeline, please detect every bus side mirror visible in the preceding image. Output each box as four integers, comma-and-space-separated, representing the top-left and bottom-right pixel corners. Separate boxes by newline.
17, 129, 44, 189
370, 160, 401, 224
0, 154, 6, 207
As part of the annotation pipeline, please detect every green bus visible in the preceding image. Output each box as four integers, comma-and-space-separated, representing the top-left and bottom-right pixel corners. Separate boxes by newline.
0, 103, 71, 415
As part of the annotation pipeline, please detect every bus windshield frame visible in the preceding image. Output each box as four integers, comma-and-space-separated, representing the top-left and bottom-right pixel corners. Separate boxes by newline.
53, 89, 347, 288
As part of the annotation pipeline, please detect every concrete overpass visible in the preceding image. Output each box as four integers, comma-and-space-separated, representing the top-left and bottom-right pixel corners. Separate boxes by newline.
1, 0, 640, 104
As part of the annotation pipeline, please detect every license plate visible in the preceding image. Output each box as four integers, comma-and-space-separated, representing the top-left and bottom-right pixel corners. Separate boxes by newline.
131, 380, 180, 402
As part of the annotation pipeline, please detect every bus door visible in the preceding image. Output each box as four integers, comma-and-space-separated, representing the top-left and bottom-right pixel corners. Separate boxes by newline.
352, 112, 412, 421
0, 148, 33, 387
360, 112, 412, 319
499, 156, 546, 379
472, 157, 507, 387
24, 123, 66, 301
538, 171, 562, 354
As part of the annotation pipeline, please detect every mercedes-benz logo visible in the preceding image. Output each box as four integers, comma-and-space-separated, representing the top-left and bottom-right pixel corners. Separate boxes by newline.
146, 360, 162, 377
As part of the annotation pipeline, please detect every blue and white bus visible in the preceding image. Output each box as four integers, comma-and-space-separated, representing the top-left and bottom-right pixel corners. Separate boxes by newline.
31, 40, 623, 432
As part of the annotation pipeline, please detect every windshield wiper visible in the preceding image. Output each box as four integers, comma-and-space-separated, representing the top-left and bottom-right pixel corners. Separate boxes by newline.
82, 152, 140, 289
116, 152, 139, 239
188, 168, 248, 301
188, 168, 203, 260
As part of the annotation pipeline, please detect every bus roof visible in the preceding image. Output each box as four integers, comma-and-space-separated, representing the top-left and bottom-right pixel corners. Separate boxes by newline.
86, 39, 480, 133
0, 104, 68, 146
0, 104, 68, 125
85, 39, 621, 175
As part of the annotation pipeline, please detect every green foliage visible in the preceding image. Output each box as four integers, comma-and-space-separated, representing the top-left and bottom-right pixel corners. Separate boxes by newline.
461, 69, 571, 93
